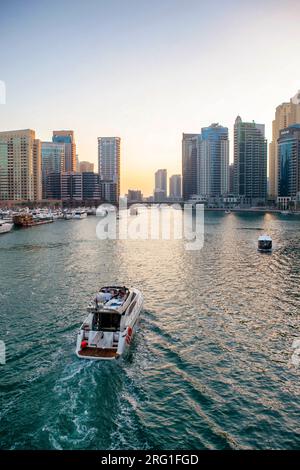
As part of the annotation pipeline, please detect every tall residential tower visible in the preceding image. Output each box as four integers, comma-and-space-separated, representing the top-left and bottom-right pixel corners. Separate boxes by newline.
98, 137, 121, 203
269, 91, 300, 198
0, 129, 41, 202
234, 116, 267, 205
52, 130, 76, 173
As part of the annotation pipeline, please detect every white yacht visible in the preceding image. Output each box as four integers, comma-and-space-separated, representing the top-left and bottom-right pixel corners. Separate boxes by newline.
73, 210, 87, 219
258, 234, 272, 252
64, 211, 73, 220
0, 221, 13, 235
76, 286, 143, 360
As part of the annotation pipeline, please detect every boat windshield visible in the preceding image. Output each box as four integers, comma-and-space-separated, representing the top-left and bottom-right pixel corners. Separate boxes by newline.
92, 310, 121, 331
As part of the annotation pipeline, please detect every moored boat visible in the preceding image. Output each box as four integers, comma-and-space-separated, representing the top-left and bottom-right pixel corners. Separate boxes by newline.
0, 221, 13, 234
73, 210, 87, 219
13, 213, 53, 228
76, 286, 143, 360
258, 234, 272, 252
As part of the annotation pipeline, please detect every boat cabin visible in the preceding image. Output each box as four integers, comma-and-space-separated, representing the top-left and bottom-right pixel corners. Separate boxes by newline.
258, 235, 272, 252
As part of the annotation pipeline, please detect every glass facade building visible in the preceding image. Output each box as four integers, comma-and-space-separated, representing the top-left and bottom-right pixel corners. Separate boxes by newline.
182, 133, 199, 200
278, 124, 300, 198
200, 123, 229, 197
41, 142, 65, 199
52, 131, 76, 173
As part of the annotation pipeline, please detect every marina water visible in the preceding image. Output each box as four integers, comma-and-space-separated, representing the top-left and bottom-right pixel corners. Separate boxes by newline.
0, 211, 300, 449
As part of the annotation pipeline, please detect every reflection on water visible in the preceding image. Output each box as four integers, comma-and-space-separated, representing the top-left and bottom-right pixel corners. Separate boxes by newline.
0, 211, 300, 449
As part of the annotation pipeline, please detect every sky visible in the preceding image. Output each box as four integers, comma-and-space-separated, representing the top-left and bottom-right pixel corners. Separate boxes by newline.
0, 0, 299, 195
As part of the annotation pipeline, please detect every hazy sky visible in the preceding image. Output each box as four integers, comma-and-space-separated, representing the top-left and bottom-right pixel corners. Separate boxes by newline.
0, 0, 299, 195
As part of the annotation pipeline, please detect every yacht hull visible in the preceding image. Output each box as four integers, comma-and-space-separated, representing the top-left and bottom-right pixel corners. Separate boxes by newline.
75, 287, 143, 360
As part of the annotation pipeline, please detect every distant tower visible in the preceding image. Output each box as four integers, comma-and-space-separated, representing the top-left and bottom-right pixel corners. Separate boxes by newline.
269, 90, 300, 198
98, 137, 121, 203
0, 129, 41, 202
234, 116, 267, 205
52, 130, 76, 173
169, 174, 182, 199
278, 124, 300, 198
41, 142, 65, 199
199, 123, 229, 197
182, 133, 199, 200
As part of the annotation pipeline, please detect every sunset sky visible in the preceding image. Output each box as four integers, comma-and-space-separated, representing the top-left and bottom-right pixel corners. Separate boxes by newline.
0, 0, 299, 195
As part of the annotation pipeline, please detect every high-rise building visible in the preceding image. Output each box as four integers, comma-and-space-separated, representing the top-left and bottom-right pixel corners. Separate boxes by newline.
0, 129, 41, 202
52, 130, 76, 173
98, 137, 120, 203
0, 142, 8, 200
41, 142, 65, 199
278, 124, 300, 198
269, 90, 300, 198
33, 139, 42, 201
229, 163, 234, 194
182, 133, 198, 200
169, 174, 182, 199
234, 116, 267, 205
79, 161, 94, 173
154, 169, 167, 200
199, 123, 229, 197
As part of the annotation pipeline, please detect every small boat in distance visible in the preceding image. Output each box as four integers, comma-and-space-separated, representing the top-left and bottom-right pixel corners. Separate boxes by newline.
225, 209, 231, 214
0, 221, 13, 235
258, 234, 272, 252
76, 286, 143, 360
73, 210, 87, 219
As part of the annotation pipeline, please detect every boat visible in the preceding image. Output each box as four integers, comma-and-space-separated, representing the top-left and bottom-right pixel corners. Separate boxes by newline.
225, 209, 231, 214
281, 210, 291, 215
13, 213, 53, 228
73, 210, 87, 219
64, 211, 73, 220
258, 234, 272, 252
0, 221, 13, 234
76, 286, 143, 360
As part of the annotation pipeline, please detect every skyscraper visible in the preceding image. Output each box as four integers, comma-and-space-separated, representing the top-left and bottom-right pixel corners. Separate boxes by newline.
269, 90, 300, 198
234, 116, 267, 205
229, 163, 234, 194
277, 124, 300, 198
41, 142, 65, 199
98, 137, 120, 203
52, 130, 76, 173
0, 129, 41, 202
199, 123, 229, 197
169, 174, 182, 199
155, 169, 167, 196
182, 133, 199, 200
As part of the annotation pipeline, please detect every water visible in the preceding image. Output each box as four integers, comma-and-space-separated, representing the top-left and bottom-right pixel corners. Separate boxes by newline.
1, 211, 300, 450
